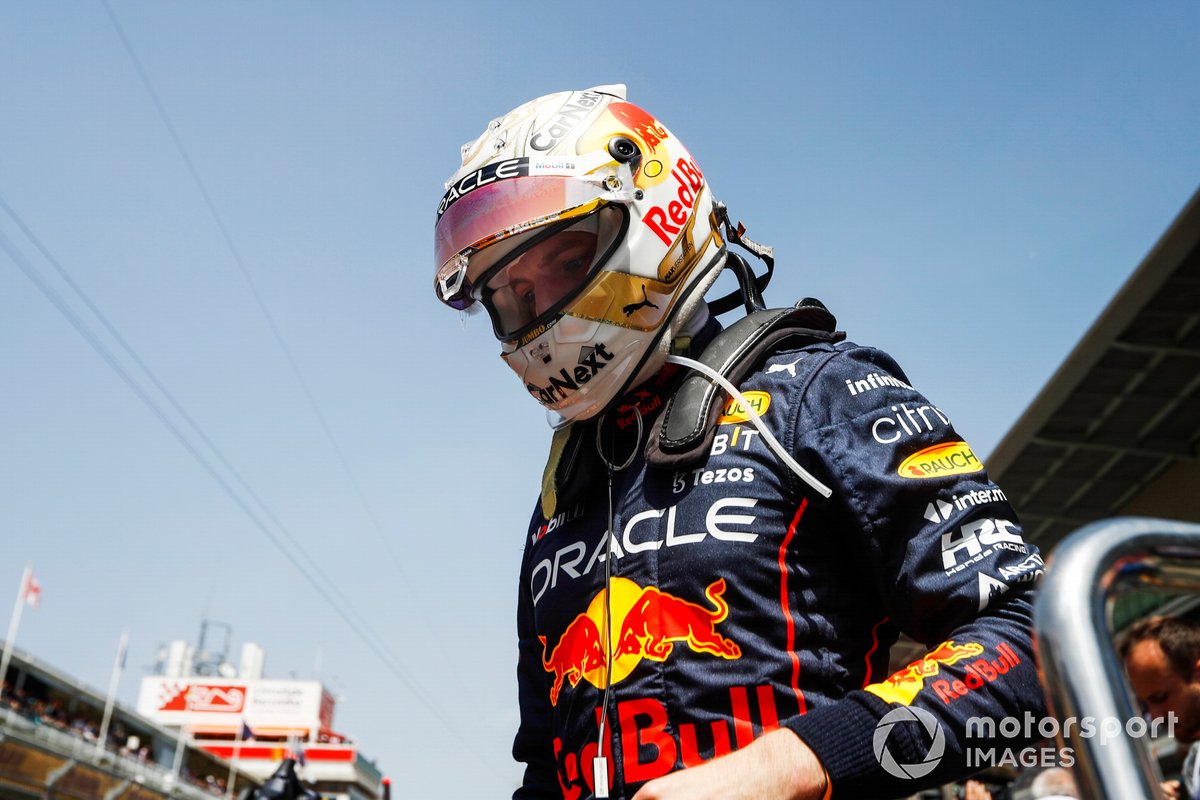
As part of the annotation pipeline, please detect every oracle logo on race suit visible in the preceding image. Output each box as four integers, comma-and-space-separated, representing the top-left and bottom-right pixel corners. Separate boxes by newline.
529, 497, 760, 605
641, 157, 705, 247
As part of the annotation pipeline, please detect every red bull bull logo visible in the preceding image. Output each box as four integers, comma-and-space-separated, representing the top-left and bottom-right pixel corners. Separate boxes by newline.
609, 102, 669, 154
864, 640, 985, 705
539, 578, 741, 706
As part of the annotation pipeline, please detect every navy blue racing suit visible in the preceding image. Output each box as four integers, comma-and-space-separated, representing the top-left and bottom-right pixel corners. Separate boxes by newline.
513, 333, 1047, 799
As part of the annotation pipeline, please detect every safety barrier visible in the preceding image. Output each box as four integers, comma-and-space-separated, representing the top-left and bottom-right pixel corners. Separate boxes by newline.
1034, 516, 1200, 799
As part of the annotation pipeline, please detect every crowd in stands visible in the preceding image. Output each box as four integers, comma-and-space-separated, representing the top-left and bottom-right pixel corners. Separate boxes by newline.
1, 678, 238, 796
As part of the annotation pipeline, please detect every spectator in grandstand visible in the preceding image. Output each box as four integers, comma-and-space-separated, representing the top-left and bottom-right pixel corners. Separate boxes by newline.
1121, 615, 1200, 799
1029, 767, 1079, 799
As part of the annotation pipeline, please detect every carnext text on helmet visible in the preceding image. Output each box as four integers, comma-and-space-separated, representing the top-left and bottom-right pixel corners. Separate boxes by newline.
529, 91, 603, 152
641, 158, 705, 246
525, 344, 616, 405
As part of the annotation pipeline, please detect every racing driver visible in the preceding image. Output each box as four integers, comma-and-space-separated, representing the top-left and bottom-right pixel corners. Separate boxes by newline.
433, 85, 1047, 799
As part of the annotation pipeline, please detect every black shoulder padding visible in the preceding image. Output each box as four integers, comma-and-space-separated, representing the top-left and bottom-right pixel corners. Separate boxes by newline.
645, 299, 843, 470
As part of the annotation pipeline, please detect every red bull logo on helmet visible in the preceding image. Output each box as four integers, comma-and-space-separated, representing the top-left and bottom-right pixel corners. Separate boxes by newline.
609, 102, 669, 155
864, 640, 985, 706
539, 577, 741, 706
641, 157, 705, 247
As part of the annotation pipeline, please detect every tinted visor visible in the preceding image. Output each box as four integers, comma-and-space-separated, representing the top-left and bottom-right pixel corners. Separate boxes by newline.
478, 204, 626, 339
434, 173, 608, 310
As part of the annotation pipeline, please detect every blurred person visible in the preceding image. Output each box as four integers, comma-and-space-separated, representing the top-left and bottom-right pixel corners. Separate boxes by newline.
1121, 616, 1200, 798
963, 779, 993, 800
435, 85, 1048, 799
1029, 767, 1078, 799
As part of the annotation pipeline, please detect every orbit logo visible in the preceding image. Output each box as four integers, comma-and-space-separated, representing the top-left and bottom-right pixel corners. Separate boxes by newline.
538, 577, 740, 706
873, 706, 945, 780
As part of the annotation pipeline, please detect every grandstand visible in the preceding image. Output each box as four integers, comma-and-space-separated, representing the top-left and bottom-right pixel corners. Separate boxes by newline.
1, 643, 254, 799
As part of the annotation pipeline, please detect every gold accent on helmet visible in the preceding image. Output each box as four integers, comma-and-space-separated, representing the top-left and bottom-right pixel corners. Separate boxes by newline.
566, 226, 718, 331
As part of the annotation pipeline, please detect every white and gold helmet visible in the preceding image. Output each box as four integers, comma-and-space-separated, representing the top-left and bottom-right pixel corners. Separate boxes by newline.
434, 85, 726, 424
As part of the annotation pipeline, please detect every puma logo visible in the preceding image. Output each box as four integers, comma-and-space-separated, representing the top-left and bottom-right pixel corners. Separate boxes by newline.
766, 357, 803, 378
622, 285, 660, 317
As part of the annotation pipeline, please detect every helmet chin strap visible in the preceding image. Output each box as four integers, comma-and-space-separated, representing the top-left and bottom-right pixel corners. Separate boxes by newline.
705, 200, 775, 317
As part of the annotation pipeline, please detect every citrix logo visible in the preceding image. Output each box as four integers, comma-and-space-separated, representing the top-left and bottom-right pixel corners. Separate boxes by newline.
527, 344, 615, 404
870, 402, 950, 445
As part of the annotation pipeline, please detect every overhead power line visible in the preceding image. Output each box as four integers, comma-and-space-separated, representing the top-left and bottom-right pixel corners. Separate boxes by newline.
98, 0, 411, 590
0, 204, 503, 777
98, 0, 498, 720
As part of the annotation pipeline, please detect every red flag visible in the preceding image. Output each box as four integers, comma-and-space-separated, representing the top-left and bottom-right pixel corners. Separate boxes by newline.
22, 573, 41, 609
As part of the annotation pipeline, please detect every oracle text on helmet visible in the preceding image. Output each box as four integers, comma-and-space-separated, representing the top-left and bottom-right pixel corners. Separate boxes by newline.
642, 158, 705, 247
437, 157, 528, 220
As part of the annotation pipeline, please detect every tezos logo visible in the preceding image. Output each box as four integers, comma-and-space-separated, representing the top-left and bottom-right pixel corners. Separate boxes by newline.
526, 344, 615, 404
874, 706, 945, 780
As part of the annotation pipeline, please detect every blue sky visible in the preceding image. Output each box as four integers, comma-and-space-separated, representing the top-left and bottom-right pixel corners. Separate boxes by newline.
2, 1, 1198, 795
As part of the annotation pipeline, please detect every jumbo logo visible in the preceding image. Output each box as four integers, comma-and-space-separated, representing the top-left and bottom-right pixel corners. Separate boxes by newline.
718, 392, 771, 424
898, 441, 983, 479
539, 578, 741, 706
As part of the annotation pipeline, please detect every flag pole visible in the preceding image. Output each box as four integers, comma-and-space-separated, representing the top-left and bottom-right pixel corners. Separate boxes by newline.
0, 566, 32, 695
225, 718, 244, 799
171, 725, 189, 783
96, 630, 129, 758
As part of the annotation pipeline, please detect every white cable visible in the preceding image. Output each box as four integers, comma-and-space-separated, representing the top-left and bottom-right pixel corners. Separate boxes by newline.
591, 407, 641, 799
664, 354, 833, 499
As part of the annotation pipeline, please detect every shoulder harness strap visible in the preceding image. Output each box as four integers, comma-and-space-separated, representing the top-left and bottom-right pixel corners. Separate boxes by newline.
645, 298, 844, 470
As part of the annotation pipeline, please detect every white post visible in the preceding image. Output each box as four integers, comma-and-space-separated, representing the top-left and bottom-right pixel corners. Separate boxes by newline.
96, 630, 129, 757
225, 720, 244, 798
0, 566, 32, 696
171, 726, 188, 782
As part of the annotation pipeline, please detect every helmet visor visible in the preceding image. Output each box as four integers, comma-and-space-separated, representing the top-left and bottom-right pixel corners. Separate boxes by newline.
434, 173, 609, 309
479, 205, 626, 339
